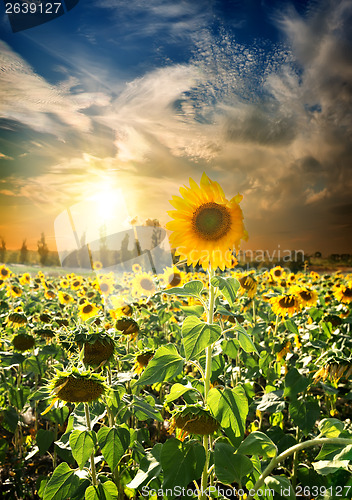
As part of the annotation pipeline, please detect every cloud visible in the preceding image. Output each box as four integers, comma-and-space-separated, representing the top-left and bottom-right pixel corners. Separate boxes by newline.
0, 41, 110, 137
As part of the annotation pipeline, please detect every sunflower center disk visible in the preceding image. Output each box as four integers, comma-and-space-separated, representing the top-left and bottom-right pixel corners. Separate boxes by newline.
192, 202, 231, 241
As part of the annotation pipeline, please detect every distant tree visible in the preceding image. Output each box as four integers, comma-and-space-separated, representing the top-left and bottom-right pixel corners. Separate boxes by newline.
37, 233, 49, 265
19, 239, 28, 264
314, 251, 322, 259
0, 236, 6, 263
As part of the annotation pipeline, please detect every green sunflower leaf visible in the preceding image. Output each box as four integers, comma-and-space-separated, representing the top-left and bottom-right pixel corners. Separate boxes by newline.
97, 425, 130, 472
137, 344, 184, 385
43, 462, 79, 500
211, 276, 239, 306
69, 430, 96, 470
207, 386, 248, 444
161, 280, 204, 298
181, 315, 221, 360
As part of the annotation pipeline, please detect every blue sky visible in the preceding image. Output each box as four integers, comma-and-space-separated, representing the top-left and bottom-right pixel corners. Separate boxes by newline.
0, 0, 351, 255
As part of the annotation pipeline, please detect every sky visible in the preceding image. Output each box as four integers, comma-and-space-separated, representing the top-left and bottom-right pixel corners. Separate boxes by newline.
0, 0, 351, 257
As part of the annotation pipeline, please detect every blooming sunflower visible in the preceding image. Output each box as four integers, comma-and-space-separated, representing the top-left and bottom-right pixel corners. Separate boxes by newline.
58, 291, 74, 305
132, 272, 156, 297
334, 282, 352, 303
292, 285, 318, 307
19, 273, 31, 286
269, 294, 301, 318
78, 301, 100, 321
0, 265, 11, 280
161, 266, 185, 288
6, 284, 22, 298
166, 173, 247, 270
270, 266, 285, 281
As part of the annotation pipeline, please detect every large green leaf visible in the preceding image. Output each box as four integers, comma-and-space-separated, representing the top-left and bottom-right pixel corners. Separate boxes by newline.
85, 481, 118, 500
137, 344, 184, 385
214, 443, 253, 484
43, 462, 79, 500
237, 431, 277, 459
160, 439, 205, 495
127, 443, 162, 489
69, 430, 96, 470
181, 316, 221, 360
211, 276, 239, 306
312, 460, 350, 475
97, 425, 130, 472
162, 280, 203, 298
318, 418, 344, 438
36, 429, 54, 455
265, 476, 295, 500
207, 386, 248, 443
289, 399, 320, 436
235, 325, 258, 354
129, 395, 163, 422
164, 383, 197, 403
284, 368, 309, 399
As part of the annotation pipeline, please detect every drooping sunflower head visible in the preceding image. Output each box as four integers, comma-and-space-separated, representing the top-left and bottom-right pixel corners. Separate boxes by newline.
269, 294, 301, 318
49, 369, 106, 403
169, 405, 220, 437
12, 333, 35, 351
75, 329, 116, 366
115, 317, 139, 336
238, 275, 257, 298
133, 350, 154, 374
166, 173, 247, 270
7, 312, 27, 328
58, 291, 74, 305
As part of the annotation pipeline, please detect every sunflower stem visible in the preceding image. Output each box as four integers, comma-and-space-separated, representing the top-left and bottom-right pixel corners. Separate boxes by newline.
247, 437, 352, 500
84, 402, 98, 486
199, 267, 215, 499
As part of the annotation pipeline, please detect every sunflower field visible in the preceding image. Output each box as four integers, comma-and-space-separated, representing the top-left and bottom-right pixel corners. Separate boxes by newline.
0, 175, 352, 500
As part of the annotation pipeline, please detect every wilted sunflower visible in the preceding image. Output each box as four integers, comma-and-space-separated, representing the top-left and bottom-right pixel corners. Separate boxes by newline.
78, 301, 100, 321
169, 405, 219, 437
334, 282, 352, 304
133, 351, 154, 374
166, 173, 247, 271
12, 333, 35, 351
238, 274, 257, 298
48, 369, 106, 405
75, 330, 115, 366
270, 294, 301, 318
7, 312, 27, 328
132, 272, 156, 296
115, 317, 139, 336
